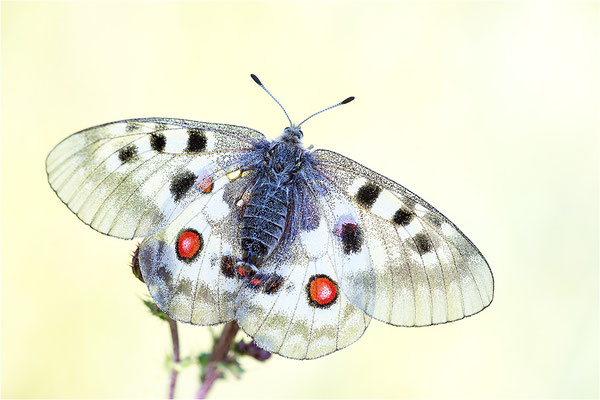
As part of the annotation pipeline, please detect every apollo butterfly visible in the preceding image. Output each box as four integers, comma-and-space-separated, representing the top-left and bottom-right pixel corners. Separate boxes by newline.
46, 75, 494, 359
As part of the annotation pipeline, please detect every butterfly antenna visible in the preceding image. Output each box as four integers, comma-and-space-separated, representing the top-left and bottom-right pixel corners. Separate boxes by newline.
251, 74, 293, 127
297, 96, 355, 128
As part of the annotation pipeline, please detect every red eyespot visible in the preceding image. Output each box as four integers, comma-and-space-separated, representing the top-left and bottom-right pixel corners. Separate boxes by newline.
237, 263, 256, 277
198, 175, 213, 193
250, 278, 262, 286
177, 230, 202, 259
309, 276, 337, 306
220, 255, 235, 278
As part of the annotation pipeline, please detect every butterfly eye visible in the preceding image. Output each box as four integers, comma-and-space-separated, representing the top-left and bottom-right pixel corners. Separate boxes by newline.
264, 152, 271, 162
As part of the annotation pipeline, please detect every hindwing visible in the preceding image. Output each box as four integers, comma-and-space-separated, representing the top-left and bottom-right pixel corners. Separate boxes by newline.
138, 168, 370, 359
234, 231, 370, 360
138, 169, 256, 325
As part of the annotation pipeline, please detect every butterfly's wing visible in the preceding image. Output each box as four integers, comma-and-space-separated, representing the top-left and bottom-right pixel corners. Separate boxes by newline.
137, 167, 257, 325
138, 171, 371, 350
46, 118, 267, 239
311, 149, 494, 327
234, 196, 371, 359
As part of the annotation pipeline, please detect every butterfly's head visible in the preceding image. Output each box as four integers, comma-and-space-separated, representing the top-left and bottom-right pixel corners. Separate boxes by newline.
282, 126, 304, 141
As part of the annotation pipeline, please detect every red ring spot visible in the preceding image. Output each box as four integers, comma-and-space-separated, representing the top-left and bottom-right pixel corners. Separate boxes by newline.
310, 277, 337, 305
250, 278, 262, 286
198, 175, 213, 193
177, 231, 201, 258
334, 215, 356, 237
237, 266, 247, 277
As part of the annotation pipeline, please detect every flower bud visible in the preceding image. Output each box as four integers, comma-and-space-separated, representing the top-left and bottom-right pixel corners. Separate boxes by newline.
242, 340, 271, 361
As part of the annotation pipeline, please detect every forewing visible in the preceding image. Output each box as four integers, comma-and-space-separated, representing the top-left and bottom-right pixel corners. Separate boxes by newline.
46, 118, 267, 239
234, 227, 371, 360
312, 149, 494, 326
138, 170, 255, 325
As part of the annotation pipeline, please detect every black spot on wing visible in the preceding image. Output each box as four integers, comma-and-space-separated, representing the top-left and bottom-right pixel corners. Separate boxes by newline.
414, 233, 432, 253
264, 274, 284, 294
340, 223, 363, 254
118, 145, 138, 164
170, 170, 197, 202
245, 273, 283, 294
427, 214, 443, 227
126, 122, 141, 132
220, 255, 235, 278
236, 262, 256, 278
150, 133, 166, 152
157, 266, 173, 287
246, 273, 268, 290
355, 183, 381, 209
186, 128, 207, 152
392, 208, 413, 226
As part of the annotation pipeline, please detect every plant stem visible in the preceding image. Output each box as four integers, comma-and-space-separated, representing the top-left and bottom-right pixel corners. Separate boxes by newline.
195, 321, 240, 399
167, 317, 180, 399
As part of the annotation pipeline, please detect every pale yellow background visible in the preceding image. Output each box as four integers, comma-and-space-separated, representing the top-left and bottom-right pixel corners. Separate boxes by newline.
1, 1, 598, 398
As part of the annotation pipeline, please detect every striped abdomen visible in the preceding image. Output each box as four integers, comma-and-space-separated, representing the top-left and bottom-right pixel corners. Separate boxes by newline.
241, 183, 289, 267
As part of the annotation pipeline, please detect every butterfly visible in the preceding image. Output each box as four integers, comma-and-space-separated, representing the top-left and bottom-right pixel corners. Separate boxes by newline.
46, 74, 494, 360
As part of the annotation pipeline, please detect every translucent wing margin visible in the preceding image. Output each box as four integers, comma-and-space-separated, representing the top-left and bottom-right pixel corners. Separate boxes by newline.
46, 118, 267, 239
311, 149, 494, 326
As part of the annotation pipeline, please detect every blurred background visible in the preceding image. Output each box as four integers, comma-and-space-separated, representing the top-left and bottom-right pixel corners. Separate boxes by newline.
1, 1, 598, 398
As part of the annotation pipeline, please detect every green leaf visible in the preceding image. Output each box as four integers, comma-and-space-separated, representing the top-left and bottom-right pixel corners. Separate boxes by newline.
179, 356, 194, 369
197, 352, 211, 369
217, 359, 245, 379
142, 299, 168, 321
164, 355, 194, 372
164, 354, 172, 371
197, 352, 211, 382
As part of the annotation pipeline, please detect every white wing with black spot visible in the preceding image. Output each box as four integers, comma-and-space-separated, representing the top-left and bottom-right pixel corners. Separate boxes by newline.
46, 118, 267, 239
234, 230, 371, 360
138, 169, 256, 325
301, 180, 378, 319
138, 165, 370, 358
312, 149, 494, 326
